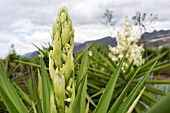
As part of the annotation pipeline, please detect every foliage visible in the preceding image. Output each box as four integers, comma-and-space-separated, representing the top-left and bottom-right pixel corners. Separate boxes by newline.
143, 46, 170, 62
86, 44, 170, 112
160, 46, 170, 61
147, 93, 170, 113
143, 47, 158, 60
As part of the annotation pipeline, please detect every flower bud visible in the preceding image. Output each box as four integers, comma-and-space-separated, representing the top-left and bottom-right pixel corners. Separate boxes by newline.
60, 12, 67, 24
62, 49, 74, 83
53, 38, 62, 68
54, 71, 65, 112
65, 98, 71, 102
49, 50, 55, 81
61, 24, 70, 46
52, 22, 57, 41
68, 18, 72, 28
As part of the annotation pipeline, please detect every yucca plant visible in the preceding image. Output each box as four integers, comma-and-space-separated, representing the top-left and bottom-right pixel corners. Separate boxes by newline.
85, 18, 170, 112
0, 53, 34, 112
0, 6, 170, 113
86, 46, 170, 112
160, 46, 170, 61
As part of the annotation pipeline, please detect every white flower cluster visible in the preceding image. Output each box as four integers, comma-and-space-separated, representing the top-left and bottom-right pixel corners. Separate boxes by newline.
109, 17, 144, 70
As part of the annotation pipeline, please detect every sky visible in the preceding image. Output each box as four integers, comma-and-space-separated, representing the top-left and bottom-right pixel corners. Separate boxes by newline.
0, 0, 170, 58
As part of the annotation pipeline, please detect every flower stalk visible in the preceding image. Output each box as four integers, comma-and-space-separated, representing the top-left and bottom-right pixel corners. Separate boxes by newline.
49, 6, 74, 113
109, 17, 144, 70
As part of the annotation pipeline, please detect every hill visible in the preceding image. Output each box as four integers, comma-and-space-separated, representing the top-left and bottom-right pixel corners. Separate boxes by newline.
23, 29, 170, 58
74, 36, 116, 52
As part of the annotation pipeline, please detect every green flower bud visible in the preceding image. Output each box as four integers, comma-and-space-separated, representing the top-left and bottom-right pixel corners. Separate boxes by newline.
60, 12, 67, 24
60, 7, 68, 14
53, 38, 62, 68
54, 69, 65, 113
68, 17, 72, 28
65, 98, 71, 102
70, 36, 74, 50
61, 24, 70, 46
56, 16, 60, 23
49, 51, 55, 81
62, 49, 74, 83
52, 22, 57, 42
50, 90, 57, 113
56, 24, 61, 37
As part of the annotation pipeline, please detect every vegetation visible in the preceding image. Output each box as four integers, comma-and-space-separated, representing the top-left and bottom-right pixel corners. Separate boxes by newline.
160, 46, 170, 61
143, 47, 158, 60
0, 6, 170, 113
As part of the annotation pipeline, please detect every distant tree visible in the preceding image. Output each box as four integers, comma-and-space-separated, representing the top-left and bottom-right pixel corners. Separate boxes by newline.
7, 44, 19, 62
132, 11, 158, 32
101, 9, 118, 36
9, 43, 16, 54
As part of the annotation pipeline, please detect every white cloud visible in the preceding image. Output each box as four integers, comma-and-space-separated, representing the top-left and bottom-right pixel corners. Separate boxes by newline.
11, 18, 35, 33
0, 0, 170, 58
74, 24, 110, 43
0, 30, 51, 58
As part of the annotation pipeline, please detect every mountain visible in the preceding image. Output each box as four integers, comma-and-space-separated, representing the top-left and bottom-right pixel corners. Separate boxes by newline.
22, 30, 170, 58
74, 30, 170, 52
22, 51, 38, 58
74, 42, 81, 46
74, 36, 116, 52
141, 30, 170, 40
140, 30, 170, 47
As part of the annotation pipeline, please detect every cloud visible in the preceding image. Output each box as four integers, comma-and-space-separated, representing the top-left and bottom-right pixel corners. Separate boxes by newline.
74, 24, 109, 43
10, 18, 36, 33
0, 0, 59, 31
0, 30, 51, 58
0, 0, 170, 58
